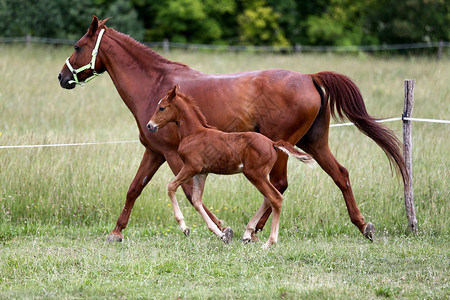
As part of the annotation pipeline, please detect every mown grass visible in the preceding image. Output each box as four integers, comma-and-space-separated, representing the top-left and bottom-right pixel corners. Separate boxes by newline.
1, 232, 448, 299
0, 44, 449, 298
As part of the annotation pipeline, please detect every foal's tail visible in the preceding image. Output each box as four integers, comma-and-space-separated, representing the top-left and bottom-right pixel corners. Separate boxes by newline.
274, 140, 315, 166
311, 71, 408, 184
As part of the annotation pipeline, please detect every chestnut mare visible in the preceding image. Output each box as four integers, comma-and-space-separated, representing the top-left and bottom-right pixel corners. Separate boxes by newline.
147, 85, 314, 248
58, 16, 407, 243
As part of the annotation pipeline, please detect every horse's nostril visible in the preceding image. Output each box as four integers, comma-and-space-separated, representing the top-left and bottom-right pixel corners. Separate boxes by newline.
58, 73, 62, 81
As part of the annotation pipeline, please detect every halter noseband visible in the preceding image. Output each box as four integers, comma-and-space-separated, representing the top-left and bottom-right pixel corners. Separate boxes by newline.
65, 28, 105, 85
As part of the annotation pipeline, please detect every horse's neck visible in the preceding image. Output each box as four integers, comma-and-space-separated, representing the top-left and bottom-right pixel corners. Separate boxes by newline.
101, 31, 193, 124
176, 101, 207, 139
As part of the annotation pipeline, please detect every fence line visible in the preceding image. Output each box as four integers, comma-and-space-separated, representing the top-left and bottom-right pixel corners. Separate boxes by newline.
1, 116, 448, 149
0, 140, 140, 149
1, 36, 448, 54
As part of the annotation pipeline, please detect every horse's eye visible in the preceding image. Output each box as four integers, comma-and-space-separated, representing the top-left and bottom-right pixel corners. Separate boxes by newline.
74, 45, 80, 52
159, 106, 166, 111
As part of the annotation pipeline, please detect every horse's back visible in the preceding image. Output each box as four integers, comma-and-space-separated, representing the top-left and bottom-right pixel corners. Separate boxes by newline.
178, 69, 322, 141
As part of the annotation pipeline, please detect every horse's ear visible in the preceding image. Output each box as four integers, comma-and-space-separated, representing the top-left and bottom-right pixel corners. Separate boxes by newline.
88, 15, 99, 36
175, 84, 180, 93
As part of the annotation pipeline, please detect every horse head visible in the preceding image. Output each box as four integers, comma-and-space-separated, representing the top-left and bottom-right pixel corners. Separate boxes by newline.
58, 15, 109, 89
147, 85, 180, 133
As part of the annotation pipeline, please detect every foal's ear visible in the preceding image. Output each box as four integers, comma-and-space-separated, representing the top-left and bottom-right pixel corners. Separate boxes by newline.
88, 15, 99, 36
167, 86, 176, 101
168, 85, 179, 101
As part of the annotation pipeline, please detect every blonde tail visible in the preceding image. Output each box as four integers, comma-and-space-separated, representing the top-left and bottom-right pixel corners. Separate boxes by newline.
273, 140, 315, 166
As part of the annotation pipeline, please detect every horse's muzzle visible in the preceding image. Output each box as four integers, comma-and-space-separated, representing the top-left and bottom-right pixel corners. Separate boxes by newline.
58, 72, 76, 89
147, 122, 158, 133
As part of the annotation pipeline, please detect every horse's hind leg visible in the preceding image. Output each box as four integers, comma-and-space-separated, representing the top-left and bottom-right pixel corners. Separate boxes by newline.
108, 149, 165, 242
299, 142, 374, 240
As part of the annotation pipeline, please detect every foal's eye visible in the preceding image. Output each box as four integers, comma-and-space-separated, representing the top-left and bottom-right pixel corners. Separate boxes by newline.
74, 45, 80, 52
159, 106, 166, 111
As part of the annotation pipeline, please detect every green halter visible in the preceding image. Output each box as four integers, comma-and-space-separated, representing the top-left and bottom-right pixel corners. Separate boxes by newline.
66, 29, 105, 85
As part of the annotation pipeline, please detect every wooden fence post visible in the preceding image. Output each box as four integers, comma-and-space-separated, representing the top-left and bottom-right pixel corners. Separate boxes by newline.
437, 40, 443, 60
163, 38, 170, 53
26, 34, 32, 47
403, 79, 417, 232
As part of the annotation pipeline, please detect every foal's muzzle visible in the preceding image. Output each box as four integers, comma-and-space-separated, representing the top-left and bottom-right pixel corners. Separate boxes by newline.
147, 122, 158, 133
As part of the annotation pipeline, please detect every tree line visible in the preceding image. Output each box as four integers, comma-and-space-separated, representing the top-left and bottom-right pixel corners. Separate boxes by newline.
0, 0, 448, 46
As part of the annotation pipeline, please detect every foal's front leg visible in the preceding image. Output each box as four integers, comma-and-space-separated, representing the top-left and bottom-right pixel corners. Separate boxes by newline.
167, 167, 195, 236
191, 174, 232, 243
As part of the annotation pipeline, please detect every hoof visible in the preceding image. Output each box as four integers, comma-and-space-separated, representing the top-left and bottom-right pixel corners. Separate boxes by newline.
251, 232, 259, 242
106, 234, 123, 243
363, 222, 375, 242
241, 238, 251, 245
183, 228, 190, 237
221, 227, 233, 244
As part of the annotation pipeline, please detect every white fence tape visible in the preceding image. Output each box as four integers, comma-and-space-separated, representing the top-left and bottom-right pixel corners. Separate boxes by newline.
0, 140, 139, 149
403, 117, 450, 124
0, 117, 448, 149
329, 117, 403, 127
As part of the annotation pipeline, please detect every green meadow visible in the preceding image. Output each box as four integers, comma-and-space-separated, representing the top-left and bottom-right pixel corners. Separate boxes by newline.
0, 44, 448, 298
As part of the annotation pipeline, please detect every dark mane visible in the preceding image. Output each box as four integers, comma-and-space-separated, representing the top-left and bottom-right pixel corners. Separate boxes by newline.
178, 93, 216, 129
103, 23, 189, 68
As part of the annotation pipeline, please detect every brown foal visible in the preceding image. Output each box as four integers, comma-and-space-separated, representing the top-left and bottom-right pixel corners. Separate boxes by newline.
147, 85, 313, 248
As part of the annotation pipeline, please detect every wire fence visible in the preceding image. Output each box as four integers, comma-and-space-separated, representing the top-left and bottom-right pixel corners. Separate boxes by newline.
1, 35, 448, 56
0, 116, 448, 149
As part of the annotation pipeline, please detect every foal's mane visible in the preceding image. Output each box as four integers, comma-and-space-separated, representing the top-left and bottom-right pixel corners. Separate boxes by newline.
177, 93, 216, 129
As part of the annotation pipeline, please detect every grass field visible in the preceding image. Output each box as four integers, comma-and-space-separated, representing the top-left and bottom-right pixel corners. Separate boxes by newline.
0, 44, 449, 298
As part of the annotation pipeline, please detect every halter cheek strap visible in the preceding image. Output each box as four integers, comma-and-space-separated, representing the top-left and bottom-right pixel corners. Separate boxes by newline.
66, 28, 105, 85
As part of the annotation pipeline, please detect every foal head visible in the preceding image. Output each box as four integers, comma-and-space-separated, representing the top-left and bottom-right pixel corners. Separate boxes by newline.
58, 15, 109, 89
147, 85, 180, 133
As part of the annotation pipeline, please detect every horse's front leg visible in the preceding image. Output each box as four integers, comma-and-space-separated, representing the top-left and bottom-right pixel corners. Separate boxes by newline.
107, 149, 165, 242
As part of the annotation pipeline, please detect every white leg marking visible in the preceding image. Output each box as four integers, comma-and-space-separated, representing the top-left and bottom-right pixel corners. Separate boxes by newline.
243, 198, 271, 240
192, 175, 223, 238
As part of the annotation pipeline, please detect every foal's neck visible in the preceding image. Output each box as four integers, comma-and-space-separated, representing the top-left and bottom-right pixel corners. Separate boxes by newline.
175, 99, 209, 139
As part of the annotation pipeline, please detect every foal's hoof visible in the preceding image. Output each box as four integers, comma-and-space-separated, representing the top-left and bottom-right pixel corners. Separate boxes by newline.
106, 234, 123, 243
221, 227, 233, 244
251, 232, 259, 242
183, 228, 190, 237
241, 238, 251, 245
363, 222, 375, 242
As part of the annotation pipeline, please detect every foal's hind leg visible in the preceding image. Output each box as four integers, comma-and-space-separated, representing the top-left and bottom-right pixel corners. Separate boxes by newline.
253, 154, 289, 236
242, 197, 271, 243
244, 170, 284, 249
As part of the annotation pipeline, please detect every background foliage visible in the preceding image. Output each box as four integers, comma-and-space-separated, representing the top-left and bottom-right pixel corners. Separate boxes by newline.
0, 0, 448, 46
